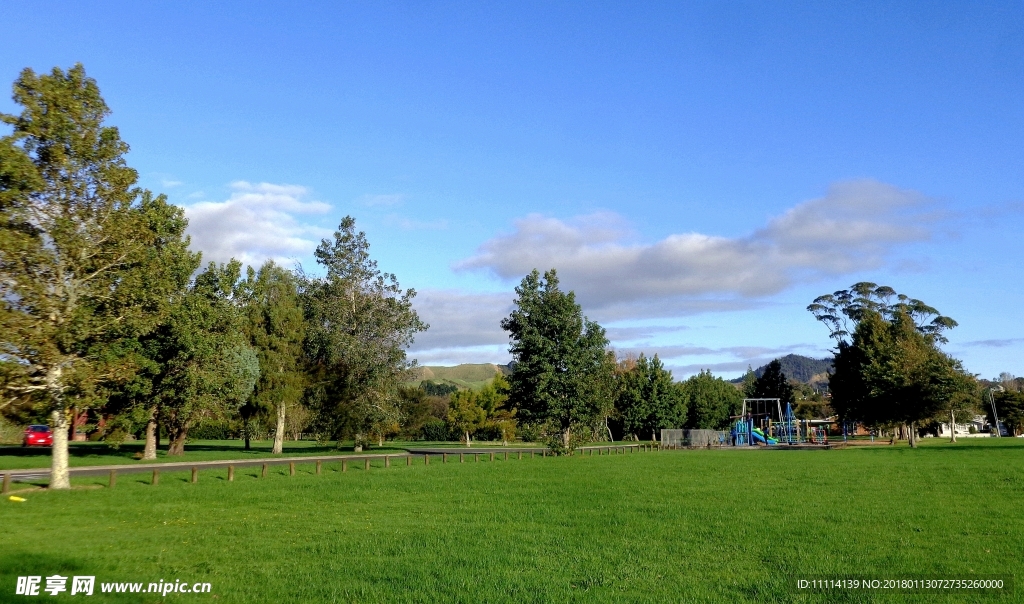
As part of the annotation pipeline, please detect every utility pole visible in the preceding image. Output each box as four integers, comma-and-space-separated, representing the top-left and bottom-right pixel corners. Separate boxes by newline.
988, 387, 1003, 437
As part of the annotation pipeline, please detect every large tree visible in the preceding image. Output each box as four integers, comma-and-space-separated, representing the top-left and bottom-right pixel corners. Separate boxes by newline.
156, 261, 259, 455
302, 217, 426, 450
0, 65, 194, 487
616, 354, 685, 441
681, 370, 742, 430
751, 359, 795, 405
501, 269, 609, 452
809, 283, 972, 446
240, 261, 306, 453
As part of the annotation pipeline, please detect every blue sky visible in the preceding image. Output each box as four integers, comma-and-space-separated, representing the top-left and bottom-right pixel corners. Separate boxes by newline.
3, 1, 1023, 379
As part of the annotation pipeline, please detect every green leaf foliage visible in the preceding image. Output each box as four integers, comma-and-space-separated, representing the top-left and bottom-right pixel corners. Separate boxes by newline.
501, 269, 610, 449
682, 370, 742, 430
302, 216, 427, 445
155, 261, 259, 454
617, 354, 685, 440
751, 359, 795, 405
828, 309, 976, 440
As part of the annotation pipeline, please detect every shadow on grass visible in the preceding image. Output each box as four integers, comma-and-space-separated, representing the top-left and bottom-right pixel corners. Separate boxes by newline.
0, 552, 92, 604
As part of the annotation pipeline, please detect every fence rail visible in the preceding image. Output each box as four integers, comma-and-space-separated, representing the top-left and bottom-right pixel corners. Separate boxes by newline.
1, 443, 661, 491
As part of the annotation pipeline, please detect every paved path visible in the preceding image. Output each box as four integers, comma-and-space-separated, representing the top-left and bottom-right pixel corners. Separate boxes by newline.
1, 443, 653, 487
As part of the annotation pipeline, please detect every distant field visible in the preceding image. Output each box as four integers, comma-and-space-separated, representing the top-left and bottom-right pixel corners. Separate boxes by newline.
2, 439, 1020, 603
405, 363, 506, 391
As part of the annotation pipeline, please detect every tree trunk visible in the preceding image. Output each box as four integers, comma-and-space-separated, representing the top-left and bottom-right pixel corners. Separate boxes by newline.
465, 431, 471, 447
908, 422, 918, 448
949, 409, 957, 443
167, 426, 188, 456
142, 406, 158, 460
272, 402, 285, 454
49, 408, 71, 489
563, 427, 571, 453
244, 429, 250, 451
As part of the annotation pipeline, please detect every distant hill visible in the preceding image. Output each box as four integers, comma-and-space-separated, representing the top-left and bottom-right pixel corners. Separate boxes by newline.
406, 363, 507, 391
732, 354, 833, 384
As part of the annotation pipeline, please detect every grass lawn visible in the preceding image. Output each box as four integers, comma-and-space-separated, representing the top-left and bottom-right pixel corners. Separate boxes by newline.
1, 439, 1021, 603
0, 439, 547, 471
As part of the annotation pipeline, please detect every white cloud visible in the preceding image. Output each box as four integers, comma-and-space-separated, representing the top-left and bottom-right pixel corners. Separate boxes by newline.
456, 180, 934, 320
161, 179, 184, 188
409, 289, 513, 350
182, 181, 332, 267
406, 289, 514, 366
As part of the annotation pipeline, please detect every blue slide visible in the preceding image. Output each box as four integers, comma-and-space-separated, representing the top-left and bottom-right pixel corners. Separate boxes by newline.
751, 428, 778, 445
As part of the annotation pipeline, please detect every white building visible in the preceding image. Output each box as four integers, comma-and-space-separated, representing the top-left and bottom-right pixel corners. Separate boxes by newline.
936, 414, 1005, 438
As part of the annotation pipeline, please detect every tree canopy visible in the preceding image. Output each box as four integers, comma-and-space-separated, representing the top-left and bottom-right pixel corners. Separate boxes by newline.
501, 269, 610, 452
0, 64, 196, 485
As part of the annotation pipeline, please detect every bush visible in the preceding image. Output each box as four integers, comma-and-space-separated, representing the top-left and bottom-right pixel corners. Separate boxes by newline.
421, 381, 459, 397
420, 418, 451, 441
189, 422, 236, 440
0, 418, 23, 445
518, 423, 542, 443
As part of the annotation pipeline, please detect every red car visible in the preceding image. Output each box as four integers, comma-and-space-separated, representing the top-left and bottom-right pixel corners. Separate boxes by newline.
23, 425, 53, 447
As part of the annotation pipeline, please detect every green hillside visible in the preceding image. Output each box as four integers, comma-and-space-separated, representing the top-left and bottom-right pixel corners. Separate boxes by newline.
732, 354, 833, 384
406, 363, 506, 391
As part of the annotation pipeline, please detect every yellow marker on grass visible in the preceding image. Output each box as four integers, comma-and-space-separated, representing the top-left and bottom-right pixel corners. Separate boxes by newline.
9, 496, 26, 502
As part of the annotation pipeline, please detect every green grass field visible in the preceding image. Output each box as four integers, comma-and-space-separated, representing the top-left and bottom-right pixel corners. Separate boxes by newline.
2, 439, 1021, 603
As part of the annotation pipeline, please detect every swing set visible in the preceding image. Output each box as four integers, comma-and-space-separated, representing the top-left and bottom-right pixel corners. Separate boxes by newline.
731, 398, 828, 446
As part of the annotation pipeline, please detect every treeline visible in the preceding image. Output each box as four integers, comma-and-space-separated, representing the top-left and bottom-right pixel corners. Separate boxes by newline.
0, 65, 425, 488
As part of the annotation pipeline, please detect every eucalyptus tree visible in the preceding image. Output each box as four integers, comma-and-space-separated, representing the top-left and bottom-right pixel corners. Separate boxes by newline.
240, 261, 306, 453
302, 217, 426, 450
501, 269, 609, 452
809, 283, 972, 445
0, 65, 195, 486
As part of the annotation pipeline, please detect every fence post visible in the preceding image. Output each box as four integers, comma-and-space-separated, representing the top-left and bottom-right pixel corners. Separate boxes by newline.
504, 452, 508, 461
424, 454, 429, 466
261, 463, 268, 478
489, 452, 494, 462
289, 462, 295, 477
405, 456, 410, 467
364, 458, 370, 471
108, 470, 116, 488
343, 460, 348, 473
228, 465, 235, 482
316, 460, 322, 475
151, 469, 159, 486
474, 453, 479, 462
460, 453, 465, 463
443, 453, 447, 464
385, 456, 390, 468
518, 451, 522, 460
1, 473, 9, 494
191, 467, 198, 483
530, 451, 534, 459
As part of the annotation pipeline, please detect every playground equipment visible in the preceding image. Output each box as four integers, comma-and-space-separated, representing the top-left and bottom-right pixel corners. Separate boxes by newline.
731, 399, 828, 446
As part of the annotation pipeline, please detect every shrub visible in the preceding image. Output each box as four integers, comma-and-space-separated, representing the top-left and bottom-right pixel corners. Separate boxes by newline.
189, 422, 236, 440
420, 418, 451, 441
